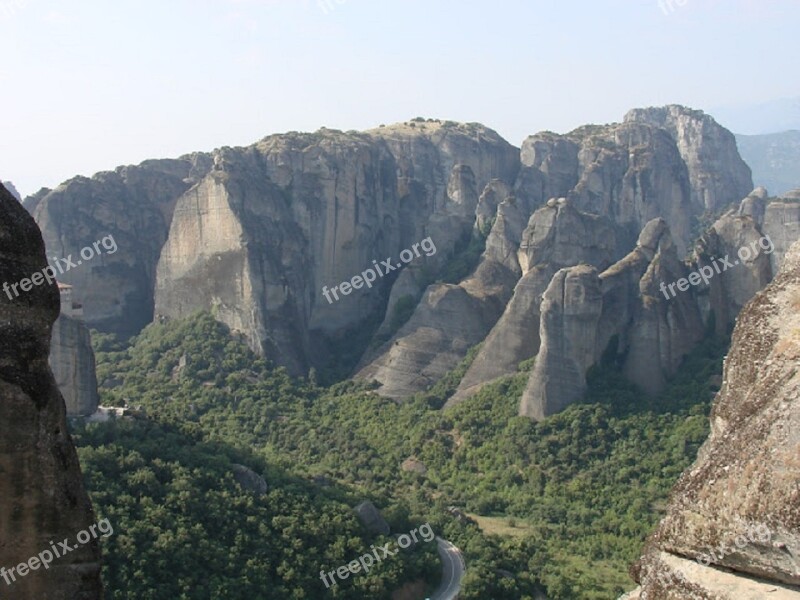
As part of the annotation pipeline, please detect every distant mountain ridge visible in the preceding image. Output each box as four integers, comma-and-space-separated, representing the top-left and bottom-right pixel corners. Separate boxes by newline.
736, 130, 800, 196
711, 97, 800, 134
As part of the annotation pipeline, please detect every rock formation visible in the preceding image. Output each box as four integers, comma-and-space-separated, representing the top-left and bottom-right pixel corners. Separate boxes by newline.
518, 220, 704, 419
607, 219, 705, 396
625, 105, 753, 214
153, 121, 518, 376
27, 156, 214, 335
50, 314, 100, 417
355, 257, 518, 399
692, 188, 799, 335
623, 239, 800, 599
0, 183, 103, 599
519, 265, 603, 420
363, 107, 750, 401
448, 199, 618, 406
354, 501, 391, 536
231, 464, 268, 496
25, 107, 764, 417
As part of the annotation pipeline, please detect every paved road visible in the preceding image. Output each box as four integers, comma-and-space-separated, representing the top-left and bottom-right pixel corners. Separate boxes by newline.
430, 537, 465, 600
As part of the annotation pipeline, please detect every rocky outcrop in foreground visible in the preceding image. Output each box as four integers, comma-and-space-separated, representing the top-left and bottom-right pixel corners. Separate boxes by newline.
623, 239, 800, 599
0, 183, 103, 598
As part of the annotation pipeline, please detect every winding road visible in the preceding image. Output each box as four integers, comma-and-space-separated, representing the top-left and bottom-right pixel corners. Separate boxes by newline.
430, 537, 465, 600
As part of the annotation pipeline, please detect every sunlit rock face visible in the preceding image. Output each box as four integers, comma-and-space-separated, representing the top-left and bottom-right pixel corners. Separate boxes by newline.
24, 108, 763, 410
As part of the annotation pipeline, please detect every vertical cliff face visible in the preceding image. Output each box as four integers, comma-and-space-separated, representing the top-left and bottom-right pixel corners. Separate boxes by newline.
0, 184, 103, 599
449, 199, 619, 406
611, 220, 705, 396
50, 314, 100, 418
694, 209, 773, 333
29, 156, 213, 335
517, 220, 704, 420
513, 108, 739, 258
625, 239, 800, 600
379, 107, 751, 407
625, 105, 754, 214
691, 188, 800, 336
154, 122, 520, 375
24, 107, 765, 417
763, 200, 800, 274
514, 185, 797, 421
519, 265, 604, 420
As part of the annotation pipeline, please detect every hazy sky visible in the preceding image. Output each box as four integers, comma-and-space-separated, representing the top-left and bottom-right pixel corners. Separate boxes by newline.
1, 0, 798, 196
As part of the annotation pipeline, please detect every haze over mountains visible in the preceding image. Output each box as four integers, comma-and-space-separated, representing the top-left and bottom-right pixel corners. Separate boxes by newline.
736, 130, 800, 196
712, 96, 800, 135
708, 97, 800, 196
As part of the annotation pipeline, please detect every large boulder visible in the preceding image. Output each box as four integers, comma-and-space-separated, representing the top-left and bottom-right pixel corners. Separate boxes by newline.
354, 501, 390, 536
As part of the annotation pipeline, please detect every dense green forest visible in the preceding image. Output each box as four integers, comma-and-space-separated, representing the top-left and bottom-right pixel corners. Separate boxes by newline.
76, 312, 726, 599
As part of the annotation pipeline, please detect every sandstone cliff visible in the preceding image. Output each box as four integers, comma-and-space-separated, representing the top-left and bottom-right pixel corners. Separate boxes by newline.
518, 265, 603, 420
448, 198, 618, 406
625, 105, 753, 215
511, 186, 797, 420
28, 155, 214, 334
153, 121, 519, 376
623, 238, 800, 600
26, 108, 761, 417
692, 188, 799, 336
517, 219, 704, 419
50, 314, 100, 417
0, 183, 103, 599
361, 107, 751, 402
